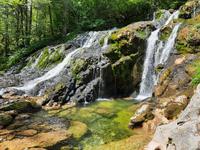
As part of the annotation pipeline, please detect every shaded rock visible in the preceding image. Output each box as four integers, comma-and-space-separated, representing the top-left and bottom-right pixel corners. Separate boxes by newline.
15, 114, 31, 121
155, 54, 197, 98
0, 113, 13, 127
0, 101, 39, 113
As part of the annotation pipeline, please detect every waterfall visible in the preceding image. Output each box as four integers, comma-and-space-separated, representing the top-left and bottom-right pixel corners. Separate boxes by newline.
97, 29, 115, 100
159, 23, 182, 64
13, 32, 100, 92
136, 10, 181, 100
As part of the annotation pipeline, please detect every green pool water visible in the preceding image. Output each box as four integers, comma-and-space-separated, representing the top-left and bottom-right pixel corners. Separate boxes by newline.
49, 99, 138, 149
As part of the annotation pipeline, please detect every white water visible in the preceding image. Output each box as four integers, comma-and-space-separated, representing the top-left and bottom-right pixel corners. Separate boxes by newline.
164, 10, 180, 26
159, 23, 182, 64
135, 29, 160, 100
136, 10, 181, 100
14, 32, 99, 92
97, 29, 115, 100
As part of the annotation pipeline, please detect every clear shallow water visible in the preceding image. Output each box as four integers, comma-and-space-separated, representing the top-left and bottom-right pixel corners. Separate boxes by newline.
48, 99, 139, 149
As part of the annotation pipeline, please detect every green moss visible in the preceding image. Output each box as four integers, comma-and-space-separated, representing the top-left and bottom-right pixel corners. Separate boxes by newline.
70, 58, 88, 82
160, 26, 173, 41
191, 58, 200, 85
36, 47, 64, 69
68, 121, 88, 139
155, 9, 165, 20
0, 114, 13, 126
0, 101, 33, 113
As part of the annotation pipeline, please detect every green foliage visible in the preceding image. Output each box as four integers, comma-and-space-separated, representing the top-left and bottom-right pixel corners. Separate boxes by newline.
192, 65, 200, 85
0, 0, 187, 71
70, 58, 88, 82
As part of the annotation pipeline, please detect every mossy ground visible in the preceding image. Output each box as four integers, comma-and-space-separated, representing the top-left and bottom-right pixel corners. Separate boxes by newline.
48, 99, 146, 150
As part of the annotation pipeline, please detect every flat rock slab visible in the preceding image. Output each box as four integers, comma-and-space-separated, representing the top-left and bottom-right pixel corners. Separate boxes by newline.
0, 130, 72, 150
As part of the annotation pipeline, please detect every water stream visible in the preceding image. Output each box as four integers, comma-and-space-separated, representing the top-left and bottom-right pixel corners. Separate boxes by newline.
13, 32, 102, 93
136, 10, 181, 100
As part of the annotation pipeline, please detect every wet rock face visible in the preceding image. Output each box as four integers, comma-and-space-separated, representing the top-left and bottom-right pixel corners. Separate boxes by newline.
1, 22, 154, 104
147, 84, 200, 150
104, 21, 155, 96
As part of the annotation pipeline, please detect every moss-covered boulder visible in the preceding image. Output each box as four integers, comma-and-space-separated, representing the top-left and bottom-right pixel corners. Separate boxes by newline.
179, 0, 200, 19
103, 21, 155, 96
36, 46, 64, 69
176, 15, 200, 53
0, 113, 13, 127
0, 101, 39, 113
105, 21, 155, 63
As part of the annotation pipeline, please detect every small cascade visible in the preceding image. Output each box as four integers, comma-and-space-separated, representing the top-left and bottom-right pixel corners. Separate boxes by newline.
135, 29, 160, 100
97, 29, 115, 100
136, 10, 181, 100
159, 23, 182, 64
164, 10, 180, 26
13, 32, 100, 93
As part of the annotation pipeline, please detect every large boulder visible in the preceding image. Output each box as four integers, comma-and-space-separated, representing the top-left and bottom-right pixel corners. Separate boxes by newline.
147, 84, 200, 150
104, 21, 155, 96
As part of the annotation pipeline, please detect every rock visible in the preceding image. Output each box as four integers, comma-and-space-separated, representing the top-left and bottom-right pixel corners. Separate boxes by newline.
164, 102, 187, 120
147, 84, 200, 150
179, 0, 200, 19
0, 130, 72, 150
155, 54, 197, 98
102, 21, 155, 96
176, 15, 200, 54
0, 113, 13, 127
129, 103, 154, 128
0, 101, 39, 113
17, 129, 38, 137
15, 114, 31, 121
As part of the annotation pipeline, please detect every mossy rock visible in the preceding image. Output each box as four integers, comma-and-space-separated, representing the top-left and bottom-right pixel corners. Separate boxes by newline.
0, 101, 36, 113
179, 0, 200, 19
112, 54, 139, 95
160, 26, 173, 41
70, 58, 88, 82
0, 114, 13, 126
36, 47, 64, 69
104, 21, 154, 63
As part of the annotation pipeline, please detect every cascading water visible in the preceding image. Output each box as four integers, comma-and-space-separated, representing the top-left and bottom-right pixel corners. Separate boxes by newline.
13, 32, 101, 93
97, 29, 115, 100
159, 23, 182, 64
136, 10, 181, 100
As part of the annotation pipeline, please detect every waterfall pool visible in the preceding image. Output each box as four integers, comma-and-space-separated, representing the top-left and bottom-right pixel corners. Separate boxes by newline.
47, 99, 152, 150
